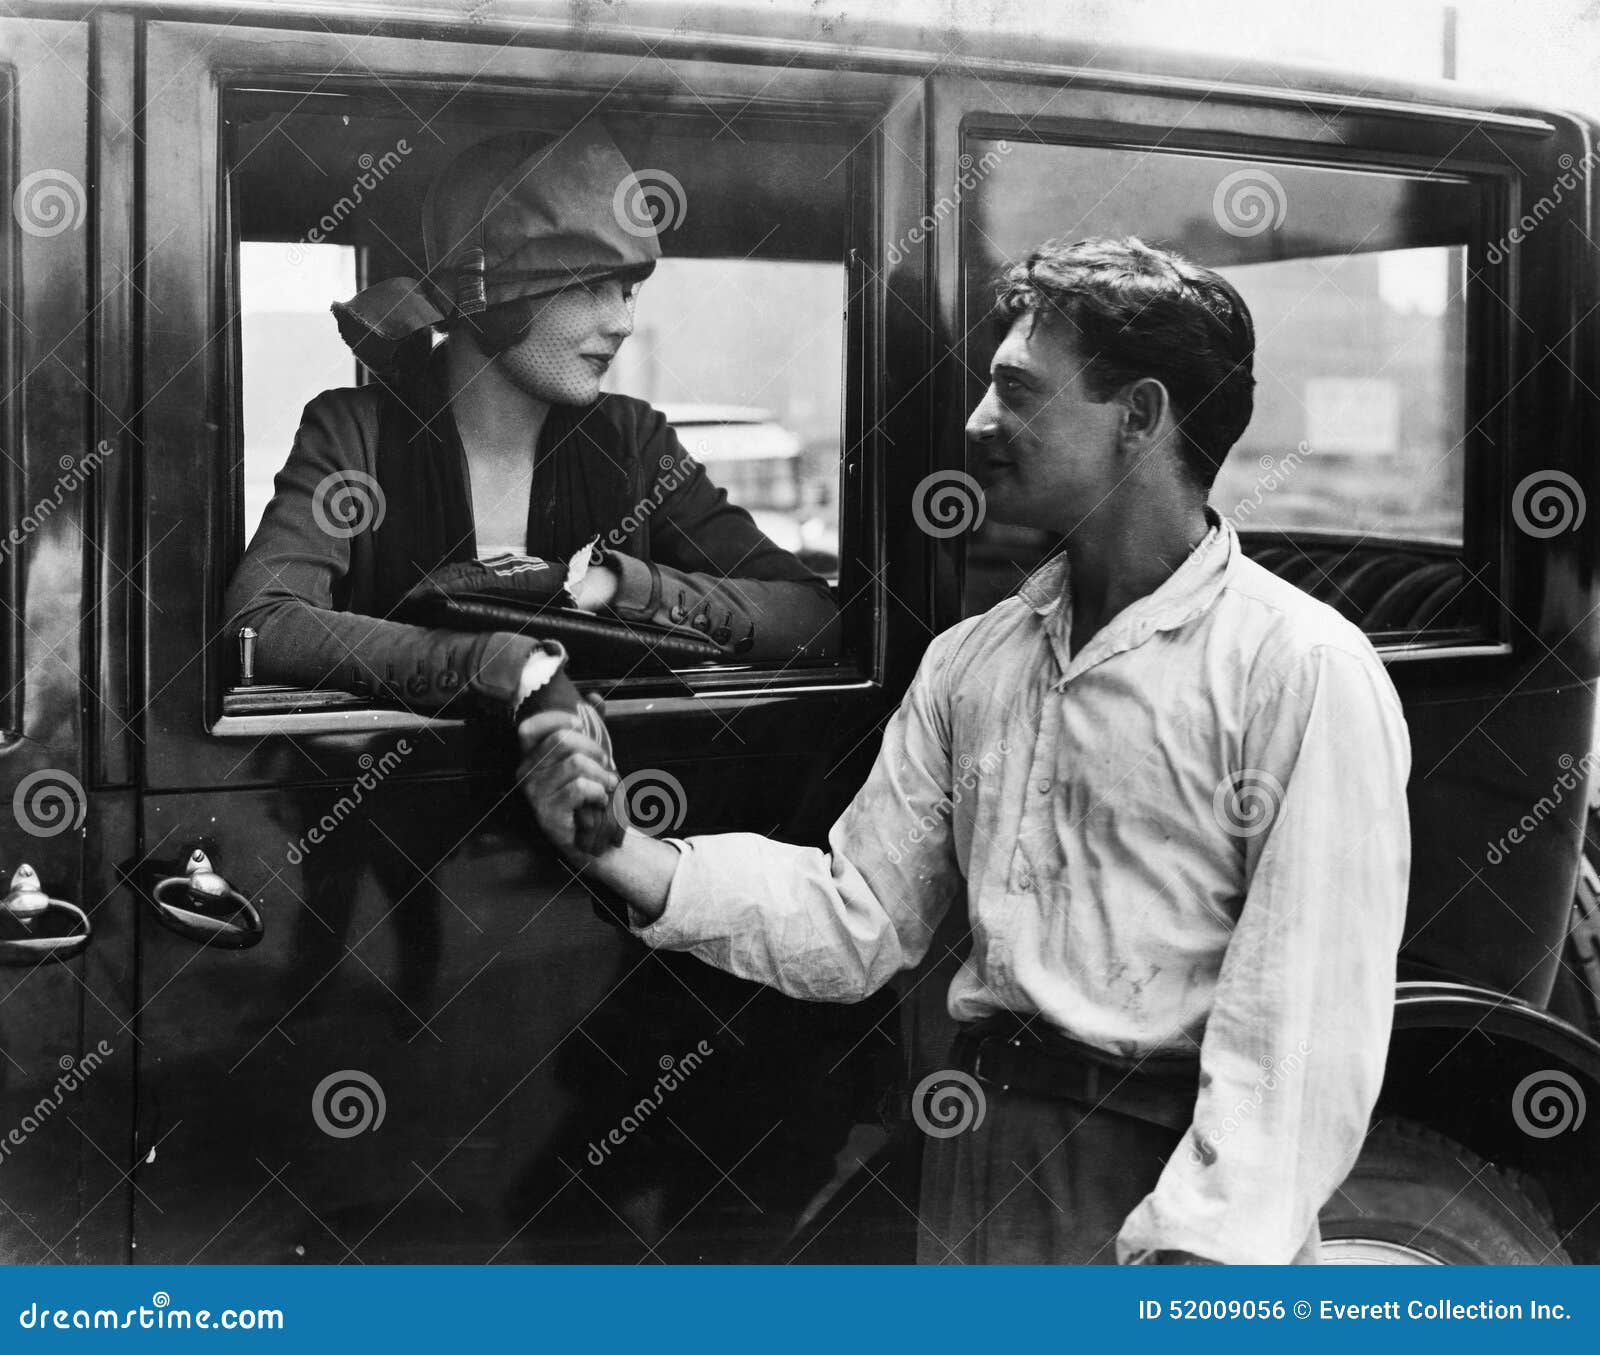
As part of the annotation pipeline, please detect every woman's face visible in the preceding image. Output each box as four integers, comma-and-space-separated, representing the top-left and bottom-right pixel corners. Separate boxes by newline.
494, 277, 640, 405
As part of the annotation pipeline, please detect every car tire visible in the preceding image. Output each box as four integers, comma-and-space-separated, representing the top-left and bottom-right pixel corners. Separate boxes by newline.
1318, 1117, 1569, 1264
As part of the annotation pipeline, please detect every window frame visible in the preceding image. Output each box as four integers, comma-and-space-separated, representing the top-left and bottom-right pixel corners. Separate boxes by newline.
952, 118, 1514, 658
0, 60, 18, 742
139, 20, 923, 788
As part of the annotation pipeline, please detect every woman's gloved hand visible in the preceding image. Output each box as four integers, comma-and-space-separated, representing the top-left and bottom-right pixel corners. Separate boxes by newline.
512, 643, 625, 855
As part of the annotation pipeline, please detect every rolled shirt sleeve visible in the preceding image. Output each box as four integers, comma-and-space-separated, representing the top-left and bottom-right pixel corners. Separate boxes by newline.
1117, 640, 1411, 1264
634, 630, 968, 1001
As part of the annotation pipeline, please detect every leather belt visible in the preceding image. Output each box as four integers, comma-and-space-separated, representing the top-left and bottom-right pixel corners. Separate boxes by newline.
951, 1014, 1202, 1134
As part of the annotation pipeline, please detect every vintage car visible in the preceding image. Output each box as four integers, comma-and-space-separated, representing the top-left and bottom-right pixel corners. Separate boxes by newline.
0, 0, 1597, 1265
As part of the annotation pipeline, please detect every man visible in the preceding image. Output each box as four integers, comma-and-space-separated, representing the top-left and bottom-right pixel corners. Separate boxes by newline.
517, 236, 1411, 1265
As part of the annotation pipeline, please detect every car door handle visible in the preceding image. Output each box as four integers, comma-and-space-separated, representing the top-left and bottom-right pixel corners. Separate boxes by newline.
0, 866, 91, 965
147, 849, 264, 949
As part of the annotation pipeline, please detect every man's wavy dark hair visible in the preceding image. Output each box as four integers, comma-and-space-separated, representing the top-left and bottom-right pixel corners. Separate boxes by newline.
995, 236, 1256, 491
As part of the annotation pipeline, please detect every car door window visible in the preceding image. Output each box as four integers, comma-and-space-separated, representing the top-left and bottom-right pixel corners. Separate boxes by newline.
960, 137, 1489, 647
227, 93, 857, 707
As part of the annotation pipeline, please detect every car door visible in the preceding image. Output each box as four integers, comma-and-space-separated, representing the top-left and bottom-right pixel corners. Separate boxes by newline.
0, 12, 137, 1264
914, 63, 1597, 1068
130, 17, 930, 1263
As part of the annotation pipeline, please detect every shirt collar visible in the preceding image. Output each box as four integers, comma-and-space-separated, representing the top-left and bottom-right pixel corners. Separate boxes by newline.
1017, 505, 1236, 681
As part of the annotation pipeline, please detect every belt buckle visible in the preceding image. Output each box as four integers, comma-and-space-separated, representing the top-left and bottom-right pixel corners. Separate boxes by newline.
1079, 1059, 1103, 1104
969, 1036, 1012, 1093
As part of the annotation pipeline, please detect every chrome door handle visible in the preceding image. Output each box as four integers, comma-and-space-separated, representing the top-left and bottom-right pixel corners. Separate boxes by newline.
0, 866, 91, 965
148, 849, 264, 949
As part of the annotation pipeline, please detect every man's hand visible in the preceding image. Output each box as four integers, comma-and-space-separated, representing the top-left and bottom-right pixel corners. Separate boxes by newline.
517, 706, 620, 853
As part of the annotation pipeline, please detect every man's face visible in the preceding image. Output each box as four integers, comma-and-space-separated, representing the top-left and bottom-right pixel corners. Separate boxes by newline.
964, 312, 1126, 535
494, 277, 640, 405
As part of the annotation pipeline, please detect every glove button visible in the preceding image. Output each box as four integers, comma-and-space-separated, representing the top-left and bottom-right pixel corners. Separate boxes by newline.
690, 612, 710, 631
712, 624, 732, 645
668, 603, 688, 624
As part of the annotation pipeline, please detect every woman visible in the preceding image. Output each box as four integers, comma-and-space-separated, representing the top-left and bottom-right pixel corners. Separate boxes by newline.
225, 122, 841, 722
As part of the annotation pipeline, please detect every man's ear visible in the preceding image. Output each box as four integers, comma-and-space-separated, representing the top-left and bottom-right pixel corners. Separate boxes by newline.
1116, 377, 1172, 453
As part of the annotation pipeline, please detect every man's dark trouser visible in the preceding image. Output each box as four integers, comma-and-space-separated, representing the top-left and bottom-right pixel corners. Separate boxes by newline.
915, 1018, 1197, 1265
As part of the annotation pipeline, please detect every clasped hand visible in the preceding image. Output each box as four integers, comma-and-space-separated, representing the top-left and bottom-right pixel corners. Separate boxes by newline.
517, 698, 619, 853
